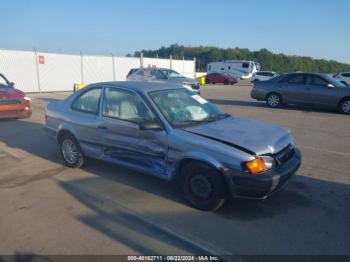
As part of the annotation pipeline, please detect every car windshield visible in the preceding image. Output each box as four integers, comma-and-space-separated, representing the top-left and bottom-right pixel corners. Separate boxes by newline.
160, 69, 185, 79
0, 74, 11, 88
149, 88, 229, 127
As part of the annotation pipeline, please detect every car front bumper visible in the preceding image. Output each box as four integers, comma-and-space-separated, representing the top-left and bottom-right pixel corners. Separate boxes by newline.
0, 102, 32, 119
225, 148, 302, 200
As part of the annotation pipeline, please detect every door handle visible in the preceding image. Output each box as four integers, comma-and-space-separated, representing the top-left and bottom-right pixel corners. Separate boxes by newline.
98, 126, 108, 130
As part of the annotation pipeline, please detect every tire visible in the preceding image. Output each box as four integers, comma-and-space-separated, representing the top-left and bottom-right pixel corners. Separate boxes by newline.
180, 162, 227, 211
205, 79, 211, 84
59, 133, 85, 168
339, 98, 350, 114
266, 93, 282, 108
224, 80, 229, 85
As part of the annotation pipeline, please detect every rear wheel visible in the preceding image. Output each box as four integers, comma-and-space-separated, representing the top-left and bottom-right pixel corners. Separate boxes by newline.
59, 133, 85, 168
339, 98, 350, 114
180, 162, 227, 211
266, 93, 282, 108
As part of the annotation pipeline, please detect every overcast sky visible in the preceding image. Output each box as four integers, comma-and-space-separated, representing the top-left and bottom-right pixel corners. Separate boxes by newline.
1, 0, 349, 63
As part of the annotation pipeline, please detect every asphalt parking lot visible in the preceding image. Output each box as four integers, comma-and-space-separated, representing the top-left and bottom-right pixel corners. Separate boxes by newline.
0, 81, 349, 258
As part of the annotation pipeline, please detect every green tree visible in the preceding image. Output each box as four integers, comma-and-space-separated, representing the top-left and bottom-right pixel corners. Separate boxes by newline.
132, 44, 350, 73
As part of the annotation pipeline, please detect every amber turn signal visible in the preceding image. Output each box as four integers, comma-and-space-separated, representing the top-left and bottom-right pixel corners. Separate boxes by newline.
245, 158, 267, 175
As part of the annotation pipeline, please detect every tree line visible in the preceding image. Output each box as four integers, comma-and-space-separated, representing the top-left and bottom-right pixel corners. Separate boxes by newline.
130, 44, 350, 73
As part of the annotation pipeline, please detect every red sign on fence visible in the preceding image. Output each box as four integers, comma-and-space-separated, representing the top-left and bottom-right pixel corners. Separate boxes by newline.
38, 55, 45, 64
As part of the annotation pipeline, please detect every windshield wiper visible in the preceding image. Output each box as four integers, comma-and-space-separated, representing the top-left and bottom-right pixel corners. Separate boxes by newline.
202, 113, 230, 122
177, 113, 230, 126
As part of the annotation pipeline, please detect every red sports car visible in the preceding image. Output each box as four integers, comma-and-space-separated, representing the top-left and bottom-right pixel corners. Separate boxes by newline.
0, 74, 32, 119
205, 73, 237, 85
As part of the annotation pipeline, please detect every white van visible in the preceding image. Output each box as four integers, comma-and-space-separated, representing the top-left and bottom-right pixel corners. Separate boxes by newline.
207, 60, 260, 79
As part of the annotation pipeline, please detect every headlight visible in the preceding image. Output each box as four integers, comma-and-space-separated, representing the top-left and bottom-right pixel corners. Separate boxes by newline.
261, 156, 276, 170
243, 156, 276, 175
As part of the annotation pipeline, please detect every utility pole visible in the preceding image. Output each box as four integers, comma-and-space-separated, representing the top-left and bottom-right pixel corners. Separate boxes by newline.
111, 53, 116, 81
80, 51, 84, 83
33, 47, 41, 93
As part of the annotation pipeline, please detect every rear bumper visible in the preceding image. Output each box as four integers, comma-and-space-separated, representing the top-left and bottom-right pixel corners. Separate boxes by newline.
0, 102, 32, 119
225, 148, 302, 199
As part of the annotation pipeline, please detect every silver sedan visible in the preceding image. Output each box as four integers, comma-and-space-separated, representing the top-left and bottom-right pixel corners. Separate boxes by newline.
45, 81, 301, 211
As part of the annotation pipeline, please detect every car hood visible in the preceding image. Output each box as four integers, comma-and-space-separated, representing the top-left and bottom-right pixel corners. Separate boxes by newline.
182, 116, 293, 155
0, 88, 24, 99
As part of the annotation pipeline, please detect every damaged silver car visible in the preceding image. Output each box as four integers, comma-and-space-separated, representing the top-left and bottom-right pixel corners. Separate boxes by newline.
45, 81, 301, 211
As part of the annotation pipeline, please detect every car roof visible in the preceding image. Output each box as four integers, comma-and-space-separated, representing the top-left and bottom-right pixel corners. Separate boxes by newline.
284, 72, 328, 77
89, 81, 185, 93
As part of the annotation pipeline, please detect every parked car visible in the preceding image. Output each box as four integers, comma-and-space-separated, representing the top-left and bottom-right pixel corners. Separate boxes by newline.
127, 67, 200, 94
45, 81, 301, 211
0, 74, 32, 119
251, 73, 350, 114
205, 73, 237, 85
126, 68, 138, 79
251, 71, 279, 82
333, 72, 350, 86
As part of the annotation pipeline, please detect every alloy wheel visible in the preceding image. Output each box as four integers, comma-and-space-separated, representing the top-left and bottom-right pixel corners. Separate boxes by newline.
342, 100, 350, 114
61, 139, 78, 164
267, 94, 280, 107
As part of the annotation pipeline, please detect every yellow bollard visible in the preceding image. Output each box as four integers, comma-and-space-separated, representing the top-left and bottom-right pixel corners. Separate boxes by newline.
73, 83, 87, 92
199, 76, 206, 86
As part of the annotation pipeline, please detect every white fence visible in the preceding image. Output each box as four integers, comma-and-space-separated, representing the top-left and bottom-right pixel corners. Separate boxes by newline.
0, 49, 195, 93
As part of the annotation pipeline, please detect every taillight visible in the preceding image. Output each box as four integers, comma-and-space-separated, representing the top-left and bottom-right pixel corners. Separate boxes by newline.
252, 82, 256, 88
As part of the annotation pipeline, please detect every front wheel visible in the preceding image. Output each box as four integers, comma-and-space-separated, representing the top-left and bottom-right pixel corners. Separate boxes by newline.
59, 134, 85, 168
180, 162, 227, 211
266, 93, 282, 108
339, 98, 350, 114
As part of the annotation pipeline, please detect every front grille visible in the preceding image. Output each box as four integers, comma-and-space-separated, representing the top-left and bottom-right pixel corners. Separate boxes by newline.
0, 99, 21, 105
274, 144, 295, 165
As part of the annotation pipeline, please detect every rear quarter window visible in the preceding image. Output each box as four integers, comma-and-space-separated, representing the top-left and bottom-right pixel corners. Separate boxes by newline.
71, 88, 102, 115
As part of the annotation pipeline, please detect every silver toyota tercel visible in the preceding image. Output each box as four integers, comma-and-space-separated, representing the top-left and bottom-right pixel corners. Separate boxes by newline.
45, 81, 302, 211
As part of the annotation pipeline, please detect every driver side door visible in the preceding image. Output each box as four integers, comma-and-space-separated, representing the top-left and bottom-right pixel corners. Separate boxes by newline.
303, 75, 339, 107
100, 87, 168, 178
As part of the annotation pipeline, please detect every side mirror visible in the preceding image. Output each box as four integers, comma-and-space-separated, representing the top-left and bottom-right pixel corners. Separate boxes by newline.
327, 83, 335, 89
139, 120, 163, 130
9, 82, 15, 87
